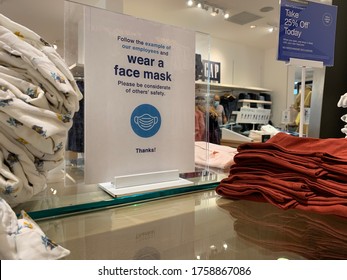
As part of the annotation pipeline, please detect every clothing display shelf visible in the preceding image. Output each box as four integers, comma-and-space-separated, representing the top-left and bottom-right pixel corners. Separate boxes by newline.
238, 99, 272, 105
195, 81, 272, 93
233, 107, 271, 125
234, 98, 272, 125
195, 81, 273, 126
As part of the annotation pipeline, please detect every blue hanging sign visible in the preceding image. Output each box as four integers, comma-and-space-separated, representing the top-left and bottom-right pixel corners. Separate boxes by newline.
277, 0, 337, 66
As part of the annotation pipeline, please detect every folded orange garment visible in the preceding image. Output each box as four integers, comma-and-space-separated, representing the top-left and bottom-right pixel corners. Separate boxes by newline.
217, 178, 347, 217
239, 132, 347, 161
234, 150, 325, 178
235, 146, 347, 181
223, 173, 314, 198
235, 149, 321, 167
228, 166, 347, 197
217, 133, 347, 217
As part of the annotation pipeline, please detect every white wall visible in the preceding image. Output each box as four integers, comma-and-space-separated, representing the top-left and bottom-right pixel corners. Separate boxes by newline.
263, 48, 290, 127
196, 36, 265, 87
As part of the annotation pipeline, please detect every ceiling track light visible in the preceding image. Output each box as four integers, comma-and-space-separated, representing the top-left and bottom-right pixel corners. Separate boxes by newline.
223, 10, 230, 19
266, 22, 278, 33
197, 1, 208, 10
211, 7, 219, 16
186, 1, 229, 19
186, 1, 277, 32
187, 0, 194, 7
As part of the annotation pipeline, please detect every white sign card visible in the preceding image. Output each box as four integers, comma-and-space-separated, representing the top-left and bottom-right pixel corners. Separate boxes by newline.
84, 7, 195, 184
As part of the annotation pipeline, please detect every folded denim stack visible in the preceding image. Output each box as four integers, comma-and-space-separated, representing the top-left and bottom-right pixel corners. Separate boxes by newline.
216, 132, 347, 217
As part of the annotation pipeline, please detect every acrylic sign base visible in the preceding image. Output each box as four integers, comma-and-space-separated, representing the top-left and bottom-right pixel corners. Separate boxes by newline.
98, 170, 193, 197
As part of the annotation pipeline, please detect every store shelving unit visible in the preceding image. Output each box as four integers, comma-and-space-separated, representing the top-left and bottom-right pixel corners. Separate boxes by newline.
195, 81, 272, 93
195, 81, 272, 122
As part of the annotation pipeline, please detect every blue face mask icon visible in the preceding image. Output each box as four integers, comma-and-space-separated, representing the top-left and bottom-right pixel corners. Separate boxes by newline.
214, 101, 220, 108
134, 113, 158, 131
131, 104, 161, 138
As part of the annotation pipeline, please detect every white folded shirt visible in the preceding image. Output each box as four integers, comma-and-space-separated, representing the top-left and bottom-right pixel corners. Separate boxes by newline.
0, 198, 70, 259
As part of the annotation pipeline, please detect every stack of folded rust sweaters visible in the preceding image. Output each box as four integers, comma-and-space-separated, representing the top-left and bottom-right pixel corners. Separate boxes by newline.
216, 132, 347, 217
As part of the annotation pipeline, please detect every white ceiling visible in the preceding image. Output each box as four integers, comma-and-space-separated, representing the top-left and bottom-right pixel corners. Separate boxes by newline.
123, 0, 280, 49
0, 0, 281, 52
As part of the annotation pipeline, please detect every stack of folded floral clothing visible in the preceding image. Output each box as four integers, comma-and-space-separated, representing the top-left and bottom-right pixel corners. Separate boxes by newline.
216, 132, 347, 217
0, 13, 82, 206
0, 13, 81, 259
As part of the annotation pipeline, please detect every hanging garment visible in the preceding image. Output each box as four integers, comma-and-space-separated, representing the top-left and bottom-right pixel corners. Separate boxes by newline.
67, 80, 85, 153
208, 113, 221, 145
194, 107, 205, 141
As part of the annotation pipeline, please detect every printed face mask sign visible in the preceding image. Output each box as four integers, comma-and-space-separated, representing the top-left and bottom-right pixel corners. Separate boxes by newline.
84, 7, 195, 184
131, 104, 161, 138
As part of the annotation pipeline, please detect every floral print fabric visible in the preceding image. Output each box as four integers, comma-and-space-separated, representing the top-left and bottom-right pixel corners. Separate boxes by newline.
0, 13, 82, 206
0, 198, 70, 259
0, 13, 81, 259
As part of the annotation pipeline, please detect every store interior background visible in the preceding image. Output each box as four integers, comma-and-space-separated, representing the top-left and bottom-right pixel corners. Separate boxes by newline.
1, 0, 345, 139
2, 0, 347, 260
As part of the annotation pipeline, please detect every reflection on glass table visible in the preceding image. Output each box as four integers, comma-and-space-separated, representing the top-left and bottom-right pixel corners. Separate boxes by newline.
36, 190, 347, 260
217, 198, 347, 260
12, 162, 227, 220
